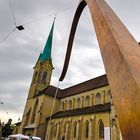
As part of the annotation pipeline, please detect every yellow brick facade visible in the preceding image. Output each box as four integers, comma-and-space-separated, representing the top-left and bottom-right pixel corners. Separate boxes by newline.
46, 86, 121, 140
15, 57, 121, 140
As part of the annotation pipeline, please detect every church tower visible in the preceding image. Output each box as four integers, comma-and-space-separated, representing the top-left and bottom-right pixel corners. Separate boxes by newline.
27, 20, 55, 99
17, 19, 56, 138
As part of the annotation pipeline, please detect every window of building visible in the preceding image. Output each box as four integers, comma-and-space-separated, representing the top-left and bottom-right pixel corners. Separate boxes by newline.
31, 99, 38, 123
38, 72, 42, 82
62, 102, 65, 111
107, 90, 112, 103
85, 121, 89, 138
85, 96, 90, 106
68, 100, 72, 110
95, 93, 101, 104
63, 123, 67, 133
41, 72, 47, 84
99, 120, 104, 139
73, 122, 77, 138
49, 124, 53, 138
53, 124, 57, 137
77, 98, 81, 108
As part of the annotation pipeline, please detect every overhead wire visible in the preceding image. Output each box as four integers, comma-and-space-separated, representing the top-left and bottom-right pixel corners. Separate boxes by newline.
20, 4, 77, 45
0, 3, 77, 45
22, 4, 77, 26
23, 7, 76, 48
0, 28, 16, 44
9, 0, 17, 27
0, 0, 17, 45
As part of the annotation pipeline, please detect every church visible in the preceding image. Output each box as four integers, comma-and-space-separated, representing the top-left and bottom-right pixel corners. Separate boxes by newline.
13, 18, 122, 140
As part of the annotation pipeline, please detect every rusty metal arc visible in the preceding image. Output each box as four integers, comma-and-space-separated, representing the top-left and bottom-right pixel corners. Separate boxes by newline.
59, 0, 140, 139
59, 0, 87, 81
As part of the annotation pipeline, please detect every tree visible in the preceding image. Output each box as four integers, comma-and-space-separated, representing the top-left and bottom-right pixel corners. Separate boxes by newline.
2, 119, 13, 137
0, 120, 2, 139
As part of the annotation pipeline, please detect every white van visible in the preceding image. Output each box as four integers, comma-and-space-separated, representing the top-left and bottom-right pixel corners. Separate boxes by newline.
8, 134, 41, 140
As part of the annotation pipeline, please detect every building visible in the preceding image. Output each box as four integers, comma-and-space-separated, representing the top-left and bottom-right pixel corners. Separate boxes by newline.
14, 20, 122, 140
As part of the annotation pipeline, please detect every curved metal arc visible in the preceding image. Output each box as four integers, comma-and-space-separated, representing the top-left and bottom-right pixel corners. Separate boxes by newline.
58, 0, 140, 139
59, 0, 87, 81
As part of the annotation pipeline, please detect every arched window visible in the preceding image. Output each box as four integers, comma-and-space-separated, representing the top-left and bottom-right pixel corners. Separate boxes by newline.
62, 102, 65, 111
99, 120, 104, 139
107, 90, 112, 103
68, 100, 72, 110
41, 72, 47, 84
73, 122, 77, 138
25, 109, 31, 126
31, 99, 38, 123
96, 93, 101, 104
53, 124, 57, 137
63, 123, 67, 133
64, 123, 69, 139
85, 96, 90, 106
85, 121, 89, 138
38, 72, 42, 82
77, 98, 81, 108
49, 124, 53, 138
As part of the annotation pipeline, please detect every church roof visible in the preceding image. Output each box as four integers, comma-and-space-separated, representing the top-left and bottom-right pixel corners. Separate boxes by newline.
39, 19, 55, 62
46, 103, 111, 120
40, 74, 109, 99
44, 85, 61, 97
60, 74, 108, 98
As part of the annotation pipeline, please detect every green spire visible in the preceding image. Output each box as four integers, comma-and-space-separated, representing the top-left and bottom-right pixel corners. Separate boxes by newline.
39, 18, 55, 62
